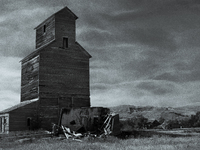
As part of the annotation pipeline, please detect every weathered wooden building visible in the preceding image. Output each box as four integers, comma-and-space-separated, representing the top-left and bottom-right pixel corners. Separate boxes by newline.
0, 6, 91, 133
0, 99, 38, 133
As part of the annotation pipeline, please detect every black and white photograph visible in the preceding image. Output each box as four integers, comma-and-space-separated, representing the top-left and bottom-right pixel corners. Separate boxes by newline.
1, 0, 200, 149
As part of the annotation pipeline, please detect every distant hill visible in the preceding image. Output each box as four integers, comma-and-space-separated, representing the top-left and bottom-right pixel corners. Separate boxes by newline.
109, 104, 200, 122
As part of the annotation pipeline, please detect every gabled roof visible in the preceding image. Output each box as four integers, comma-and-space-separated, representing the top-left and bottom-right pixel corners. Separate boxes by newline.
0, 99, 38, 114
34, 6, 78, 30
20, 40, 91, 63
75, 42, 92, 58
20, 39, 55, 63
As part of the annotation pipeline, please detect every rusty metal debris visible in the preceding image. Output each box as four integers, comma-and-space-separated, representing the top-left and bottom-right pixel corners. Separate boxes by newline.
61, 125, 83, 141
51, 109, 121, 140
100, 113, 121, 136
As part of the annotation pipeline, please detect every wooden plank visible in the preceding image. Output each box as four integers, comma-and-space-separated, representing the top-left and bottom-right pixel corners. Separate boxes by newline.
39, 92, 89, 98
21, 93, 38, 101
22, 55, 39, 66
39, 52, 88, 61
36, 34, 55, 43
40, 61, 88, 70
39, 73, 89, 82
21, 74, 39, 86
21, 82, 39, 89
37, 36, 55, 48
36, 15, 55, 30
40, 98, 58, 106
40, 59, 89, 66
39, 67, 89, 75
40, 48, 89, 59
39, 53, 88, 62
39, 87, 89, 95
22, 65, 39, 74
21, 88, 38, 95
36, 16, 55, 49
39, 80, 89, 87
56, 16, 75, 22
21, 54, 40, 102
39, 85, 89, 93
36, 24, 55, 39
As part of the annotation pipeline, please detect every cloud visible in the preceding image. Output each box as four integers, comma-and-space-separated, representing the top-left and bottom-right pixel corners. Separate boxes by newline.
136, 80, 176, 95
152, 49, 200, 83
0, 90, 20, 111
128, 28, 177, 51
0, 1, 61, 57
0, 56, 21, 111
122, 56, 159, 79
78, 29, 113, 48
90, 66, 122, 85
1, 0, 200, 110
91, 80, 200, 107
153, 72, 179, 82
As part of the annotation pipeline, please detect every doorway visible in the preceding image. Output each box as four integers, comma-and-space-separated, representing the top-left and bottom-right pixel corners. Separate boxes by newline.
0, 117, 2, 133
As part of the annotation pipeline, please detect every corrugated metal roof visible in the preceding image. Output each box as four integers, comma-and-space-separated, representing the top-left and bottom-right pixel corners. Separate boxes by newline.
0, 99, 38, 114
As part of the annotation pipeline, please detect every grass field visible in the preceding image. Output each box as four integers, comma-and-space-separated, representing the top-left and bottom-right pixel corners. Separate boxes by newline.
1, 134, 200, 150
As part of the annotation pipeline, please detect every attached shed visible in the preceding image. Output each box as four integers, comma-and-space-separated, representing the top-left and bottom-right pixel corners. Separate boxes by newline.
0, 99, 38, 133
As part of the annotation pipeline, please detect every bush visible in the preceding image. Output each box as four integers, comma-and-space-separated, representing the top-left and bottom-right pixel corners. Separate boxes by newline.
121, 115, 148, 130
162, 111, 200, 129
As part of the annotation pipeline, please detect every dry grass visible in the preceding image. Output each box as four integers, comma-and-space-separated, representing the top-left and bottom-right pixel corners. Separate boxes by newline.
1, 134, 200, 150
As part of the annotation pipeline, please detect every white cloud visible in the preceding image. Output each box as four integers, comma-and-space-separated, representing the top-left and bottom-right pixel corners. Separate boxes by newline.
91, 80, 200, 107
0, 56, 21, 111
1, 0, 200, 110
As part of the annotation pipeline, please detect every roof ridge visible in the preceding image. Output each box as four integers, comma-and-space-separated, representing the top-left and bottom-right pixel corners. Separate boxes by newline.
34, 6, 78, 30
0, 99, 38, 114
75, 42, 92, 58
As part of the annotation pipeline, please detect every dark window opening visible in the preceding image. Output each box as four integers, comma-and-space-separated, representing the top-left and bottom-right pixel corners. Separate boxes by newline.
0, 118, 2, 132
93, 117, 99, 125
43, 25, 46, 33
27, 118, 31, 127
63, 37, 68, 48
93, 117, 99, 130
70, 120, 76, 125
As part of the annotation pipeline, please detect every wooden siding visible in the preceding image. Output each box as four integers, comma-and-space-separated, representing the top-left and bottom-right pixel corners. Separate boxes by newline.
54, 11, 76, 48
21, 55, 39, 102
9, 101, 37, 131
58, 97, 90, 108
36, 16, 55, 49
38, 48, 90, 109
38, 106, 59, 130
18, 7, 91, 130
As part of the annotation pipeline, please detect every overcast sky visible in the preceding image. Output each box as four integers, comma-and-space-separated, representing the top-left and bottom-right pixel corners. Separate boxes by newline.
1, 0, 200, 111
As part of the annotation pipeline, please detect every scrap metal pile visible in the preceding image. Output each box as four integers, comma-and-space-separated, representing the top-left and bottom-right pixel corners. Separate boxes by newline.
51, 107, 120, 140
